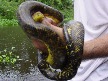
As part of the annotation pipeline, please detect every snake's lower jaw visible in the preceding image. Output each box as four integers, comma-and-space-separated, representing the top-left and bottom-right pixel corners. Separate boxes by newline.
37, 46, 66, 69
30, 34, 66, 70
38, 60, 59, 80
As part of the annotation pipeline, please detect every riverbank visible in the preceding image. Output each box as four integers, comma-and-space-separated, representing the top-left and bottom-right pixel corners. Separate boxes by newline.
0, 0, 73, 27
0, 9, 73, 27
0, 19, 18, 27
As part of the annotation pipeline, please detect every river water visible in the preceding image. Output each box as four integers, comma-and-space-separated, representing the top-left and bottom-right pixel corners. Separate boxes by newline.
0, 26, 53, 81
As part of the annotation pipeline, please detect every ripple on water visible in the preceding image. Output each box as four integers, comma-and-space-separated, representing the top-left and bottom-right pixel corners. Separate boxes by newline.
0, 27, 53, 81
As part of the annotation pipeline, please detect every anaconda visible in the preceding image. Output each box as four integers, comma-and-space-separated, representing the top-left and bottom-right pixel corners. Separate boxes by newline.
17, 1, 84, 80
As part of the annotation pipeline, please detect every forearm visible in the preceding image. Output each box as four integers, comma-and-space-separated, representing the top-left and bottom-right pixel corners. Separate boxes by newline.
41, 19, 108, 59
83, 34, 108, 59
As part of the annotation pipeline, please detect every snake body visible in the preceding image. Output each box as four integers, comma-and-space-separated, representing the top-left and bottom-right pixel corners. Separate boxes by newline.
17, 1, 84, 80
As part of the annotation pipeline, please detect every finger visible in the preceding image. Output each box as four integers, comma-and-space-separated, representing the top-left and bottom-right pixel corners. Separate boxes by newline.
42, 18, 52, 26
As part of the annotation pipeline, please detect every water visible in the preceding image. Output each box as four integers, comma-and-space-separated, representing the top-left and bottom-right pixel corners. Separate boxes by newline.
0, 26, 53, 81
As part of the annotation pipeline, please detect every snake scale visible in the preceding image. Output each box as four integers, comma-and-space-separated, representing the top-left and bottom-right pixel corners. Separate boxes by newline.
17, 1, 84, 81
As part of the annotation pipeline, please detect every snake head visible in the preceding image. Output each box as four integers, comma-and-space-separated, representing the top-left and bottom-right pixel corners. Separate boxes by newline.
17, 1, 84, 80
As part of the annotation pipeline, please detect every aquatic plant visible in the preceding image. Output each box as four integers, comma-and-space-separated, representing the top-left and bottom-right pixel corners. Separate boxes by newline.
0, 47, 19, 64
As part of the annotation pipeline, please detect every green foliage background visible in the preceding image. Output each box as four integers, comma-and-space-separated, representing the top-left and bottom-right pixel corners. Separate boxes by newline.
0, 0, 74, 26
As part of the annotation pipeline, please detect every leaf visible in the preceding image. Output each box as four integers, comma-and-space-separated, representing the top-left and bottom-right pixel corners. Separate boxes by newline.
5, 56, 10, 62
2, 55, 6, 57
16, 56, 19, 59
11, 47, 15, 50
4, 49, 7, 52
11, 58, 17, 64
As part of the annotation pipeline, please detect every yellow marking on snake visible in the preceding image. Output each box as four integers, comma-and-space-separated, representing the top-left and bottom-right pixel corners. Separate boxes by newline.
45, 44, 54, 65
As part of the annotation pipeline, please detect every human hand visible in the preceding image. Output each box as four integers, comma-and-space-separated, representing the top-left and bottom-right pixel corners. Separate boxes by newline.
42, 17, 57, 26
42, 17, 65, 41
32, 17, 65, 53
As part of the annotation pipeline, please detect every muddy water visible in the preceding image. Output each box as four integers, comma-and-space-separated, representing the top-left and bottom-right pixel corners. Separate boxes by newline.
0, 26, 53, 81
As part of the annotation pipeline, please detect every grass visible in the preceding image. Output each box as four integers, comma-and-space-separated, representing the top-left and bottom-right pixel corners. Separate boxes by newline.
0, 0, 74, 27
0, 8, 73, 27
0, 19, 18, 27
60, 8, 74, 23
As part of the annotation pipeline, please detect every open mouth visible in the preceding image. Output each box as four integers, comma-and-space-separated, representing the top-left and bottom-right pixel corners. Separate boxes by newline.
31, 37, 48, 54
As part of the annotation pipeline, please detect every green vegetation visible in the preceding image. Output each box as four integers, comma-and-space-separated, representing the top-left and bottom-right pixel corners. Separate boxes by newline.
0, 19, 18, 27
0, 0, 74, 27
0, 47, 20, 64
0, 0, 19, 26
37, 0, 74, 22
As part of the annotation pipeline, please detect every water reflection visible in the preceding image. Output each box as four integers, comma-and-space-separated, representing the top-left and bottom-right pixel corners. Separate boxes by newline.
0, 26, 53, 81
